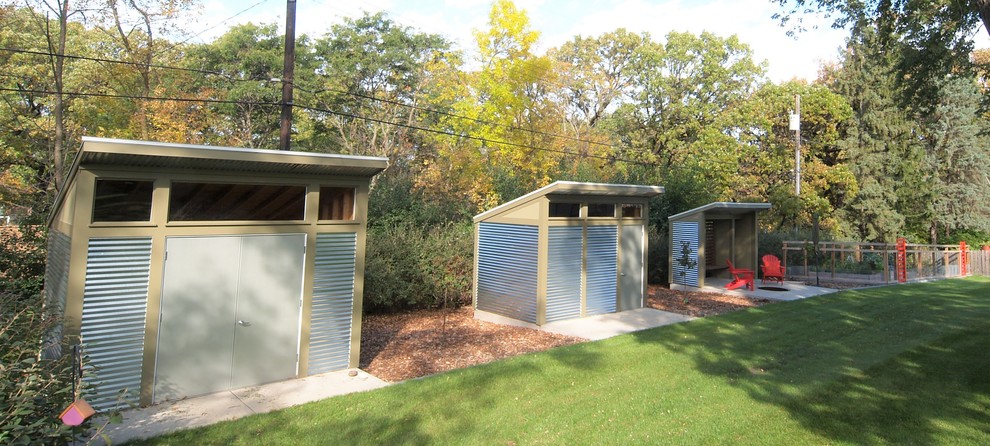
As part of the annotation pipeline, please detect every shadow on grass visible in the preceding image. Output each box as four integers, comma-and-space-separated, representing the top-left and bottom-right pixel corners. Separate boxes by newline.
632, 277, 990, 444
128, 336, 609, 445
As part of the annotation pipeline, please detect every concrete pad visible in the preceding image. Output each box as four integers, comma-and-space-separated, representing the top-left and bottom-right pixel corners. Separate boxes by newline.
673, 278, 838, 301
92, 369, 388, 444
541, 308, 695, 340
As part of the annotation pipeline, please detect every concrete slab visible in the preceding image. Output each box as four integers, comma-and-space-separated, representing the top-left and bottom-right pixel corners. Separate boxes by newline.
475, 308, 695, 341
673, 278, 838, 301
91, 369, 388, 445
541, 308, 695, 340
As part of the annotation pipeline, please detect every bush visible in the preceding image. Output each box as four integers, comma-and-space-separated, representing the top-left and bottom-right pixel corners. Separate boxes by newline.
368, 169, 472, 229
364, 222, 474, 312
0, 292, 75, 445
647, 225, 668, 284
0, 225, 47, 297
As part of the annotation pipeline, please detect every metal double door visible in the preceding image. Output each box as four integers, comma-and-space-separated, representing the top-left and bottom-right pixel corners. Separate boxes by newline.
154, 234, 305, 403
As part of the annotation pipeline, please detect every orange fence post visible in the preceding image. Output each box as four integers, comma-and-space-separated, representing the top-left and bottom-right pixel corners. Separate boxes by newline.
960, 241, 968, 276
896, 237, 907, 283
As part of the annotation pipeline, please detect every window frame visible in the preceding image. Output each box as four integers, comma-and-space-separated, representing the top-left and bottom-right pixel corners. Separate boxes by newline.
317, 186, 357, 222
91, 178, 155, 223
166, 181, 308, 222
548, 201, 582, 218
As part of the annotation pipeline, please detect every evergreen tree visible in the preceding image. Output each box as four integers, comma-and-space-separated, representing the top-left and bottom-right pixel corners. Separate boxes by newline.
920, 77, 990, 243
830, 26, 922, 242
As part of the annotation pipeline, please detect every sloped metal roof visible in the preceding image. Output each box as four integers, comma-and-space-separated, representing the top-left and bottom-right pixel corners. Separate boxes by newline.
474, 181, 664, 222
667, 202, 772, 221
75, 137, 388, 177
48, 137, 388, 226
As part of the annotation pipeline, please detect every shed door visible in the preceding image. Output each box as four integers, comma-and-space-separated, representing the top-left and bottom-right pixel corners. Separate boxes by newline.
585, 225, 618, 316
619, 225, 644, 311
546, 226, 583, 322
155, 234, 305, 402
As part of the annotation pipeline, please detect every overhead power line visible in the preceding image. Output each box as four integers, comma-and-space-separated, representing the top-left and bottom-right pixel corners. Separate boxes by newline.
293, 82, 629, 154
165, 0, 274, 49
0, 87, 278, 107
0, 46, 639, 156
0, 46, 231, 79
1, 86, 652, 166
294, 100, 651, 165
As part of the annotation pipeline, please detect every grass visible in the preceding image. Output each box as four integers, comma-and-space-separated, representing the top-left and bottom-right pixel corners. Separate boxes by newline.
131, 277, 990, 445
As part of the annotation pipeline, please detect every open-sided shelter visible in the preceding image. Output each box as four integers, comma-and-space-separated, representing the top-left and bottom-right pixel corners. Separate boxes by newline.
43, 137, 387, 409
668, 202, 771, 290
473, 181, 664, 326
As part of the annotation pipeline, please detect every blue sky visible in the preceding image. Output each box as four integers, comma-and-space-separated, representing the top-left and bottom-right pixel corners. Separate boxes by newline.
195, 0, 988, 82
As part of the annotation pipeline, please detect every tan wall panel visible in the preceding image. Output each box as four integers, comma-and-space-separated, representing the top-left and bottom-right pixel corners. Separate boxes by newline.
62, 163, 375, 406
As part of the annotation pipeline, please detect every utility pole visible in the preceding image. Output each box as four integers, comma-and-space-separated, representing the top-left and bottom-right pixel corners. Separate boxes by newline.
789, 94, 801, 196
279, 0, 297, 151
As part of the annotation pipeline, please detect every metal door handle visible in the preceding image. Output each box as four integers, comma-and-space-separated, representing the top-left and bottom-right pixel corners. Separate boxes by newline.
237, 320, 251, 327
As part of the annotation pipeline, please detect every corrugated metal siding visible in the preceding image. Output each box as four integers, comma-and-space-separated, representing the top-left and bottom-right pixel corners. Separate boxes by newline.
546, 226, 582, 322
585, 225, 618, 316
672, 221, 700, 287
80, 237, 152, 411
308, 232, 357, 375
476, 223, 539, 323
42, 230, 72, 360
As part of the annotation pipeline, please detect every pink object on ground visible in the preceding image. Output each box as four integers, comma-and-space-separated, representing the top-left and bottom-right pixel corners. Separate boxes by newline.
60, 399, 95, 426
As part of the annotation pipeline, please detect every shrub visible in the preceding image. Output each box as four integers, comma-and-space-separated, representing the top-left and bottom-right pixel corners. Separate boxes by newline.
647, 225, 669, 284
364, 222, 473, 312
0, 292, 75, 445
0, 225, 47, 297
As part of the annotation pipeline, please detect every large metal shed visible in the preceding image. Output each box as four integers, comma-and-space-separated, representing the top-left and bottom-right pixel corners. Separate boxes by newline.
668, 202, 771, 290
473, 181, 664, 326
43, 137, 387, 409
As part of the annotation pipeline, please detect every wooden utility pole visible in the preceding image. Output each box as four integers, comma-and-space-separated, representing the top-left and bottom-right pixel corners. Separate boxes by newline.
279, 0, 297, 151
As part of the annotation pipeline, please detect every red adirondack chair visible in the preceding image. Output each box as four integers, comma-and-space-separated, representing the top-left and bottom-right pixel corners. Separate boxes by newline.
726, 259, 755, 291
761, 254, 785, 285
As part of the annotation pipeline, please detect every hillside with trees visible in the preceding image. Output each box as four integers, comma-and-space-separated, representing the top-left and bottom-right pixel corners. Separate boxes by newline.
2, 0, 990, 304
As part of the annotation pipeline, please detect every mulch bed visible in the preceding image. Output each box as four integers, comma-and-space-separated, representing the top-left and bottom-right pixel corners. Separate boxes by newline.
360, 306, 583, 382
360, 286, 774, 382
645, 284, 774, 317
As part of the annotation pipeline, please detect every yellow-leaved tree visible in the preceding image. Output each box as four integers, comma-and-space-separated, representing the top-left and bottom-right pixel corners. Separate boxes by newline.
420, 0, 566, 209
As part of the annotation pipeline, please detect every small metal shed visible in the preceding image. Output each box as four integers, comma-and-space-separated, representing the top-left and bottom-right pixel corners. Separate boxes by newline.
43, 137, 386, 409
473, 181, 664, 326
668, 202, 771, 290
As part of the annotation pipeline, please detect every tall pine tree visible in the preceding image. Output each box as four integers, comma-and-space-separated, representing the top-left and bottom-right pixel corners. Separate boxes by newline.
830, 26, 923, 242
919, 77, 990, 243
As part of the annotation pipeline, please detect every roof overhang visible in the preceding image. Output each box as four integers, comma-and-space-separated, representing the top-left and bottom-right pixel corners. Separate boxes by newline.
667, 202, 772, 221
474, 181, 664, 222
47, 136, 389, 226
73, 136, 388, 176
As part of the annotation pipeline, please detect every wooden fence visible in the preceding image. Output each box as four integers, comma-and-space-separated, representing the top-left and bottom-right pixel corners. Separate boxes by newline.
782, 240, 989, 286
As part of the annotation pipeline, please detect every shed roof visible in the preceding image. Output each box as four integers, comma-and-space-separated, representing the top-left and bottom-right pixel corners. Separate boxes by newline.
72, 137, 388, 176
474, 181, 664, 222
667, 202, 772, 221
49, 137, 389, 225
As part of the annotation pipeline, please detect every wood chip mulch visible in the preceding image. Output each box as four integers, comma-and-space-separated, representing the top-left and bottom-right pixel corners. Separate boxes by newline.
359, 306, 583, 382
360, 286, 775, 382
645, 284, 774, 317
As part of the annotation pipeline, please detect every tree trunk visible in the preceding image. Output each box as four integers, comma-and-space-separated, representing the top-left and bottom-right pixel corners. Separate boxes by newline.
978, 0, 990, 39
50, 0, 69, 192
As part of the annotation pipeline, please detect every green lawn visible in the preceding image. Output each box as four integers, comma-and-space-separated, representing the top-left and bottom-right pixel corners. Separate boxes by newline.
132, 277, 990, 445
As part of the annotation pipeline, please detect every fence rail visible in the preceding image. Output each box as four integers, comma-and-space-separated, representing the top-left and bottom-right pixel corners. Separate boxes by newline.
782, 240, 989, 286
